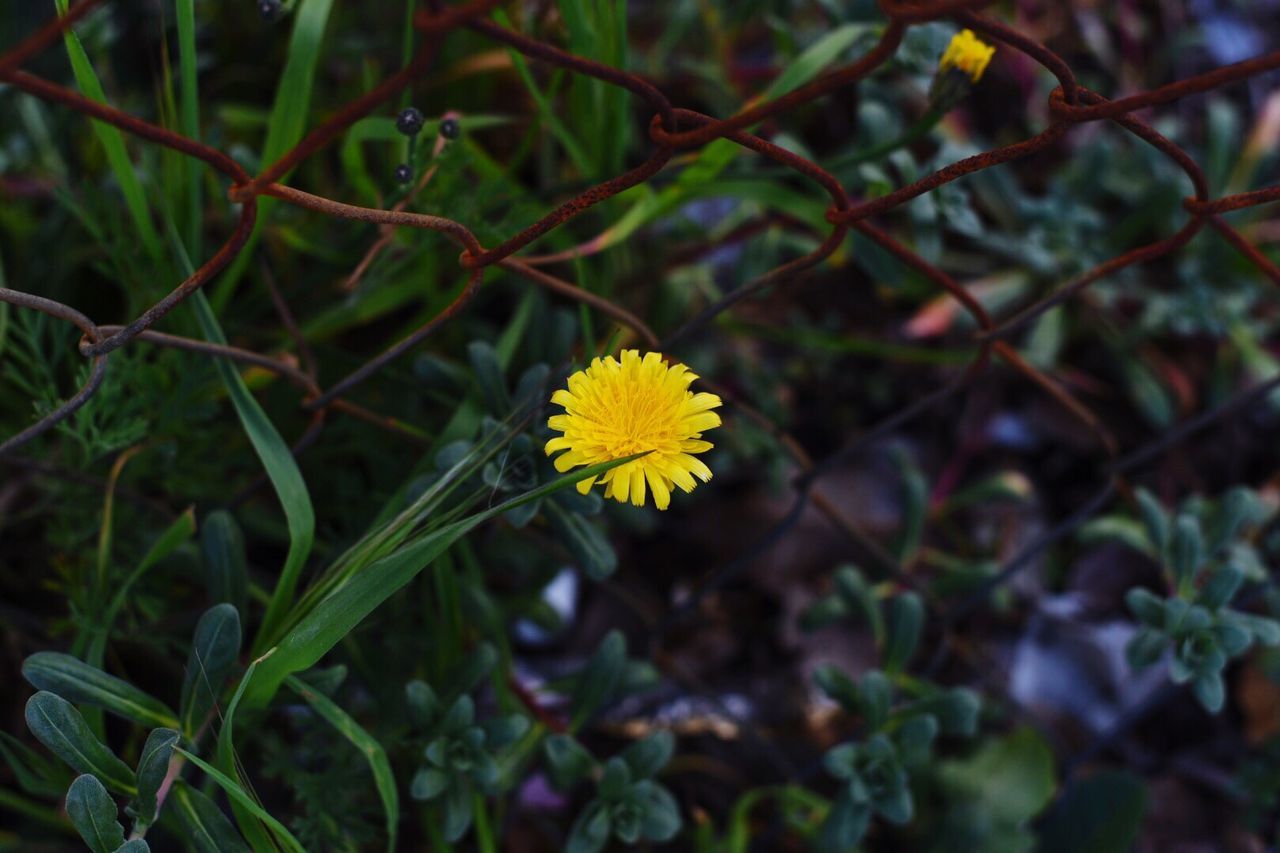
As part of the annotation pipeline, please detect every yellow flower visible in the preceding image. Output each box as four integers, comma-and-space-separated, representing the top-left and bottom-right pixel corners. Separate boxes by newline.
545, 350, 722, 510
939, 28, 995, 84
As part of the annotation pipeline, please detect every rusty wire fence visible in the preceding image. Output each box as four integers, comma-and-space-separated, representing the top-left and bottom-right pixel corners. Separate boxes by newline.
3, 0, 1280, 761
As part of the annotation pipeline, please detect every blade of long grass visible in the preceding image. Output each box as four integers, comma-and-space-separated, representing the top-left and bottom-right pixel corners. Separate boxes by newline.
159, 215, 317, 657
176, 0, 202, 259
284, 676, 399, 851
242, 454, 644, 708
213, 654, 283, 852
178, 748, 303, 853
188, 289, 316, 656
52, 0, 164, 263
214, 0, 336, 309
493, 9, 593, 176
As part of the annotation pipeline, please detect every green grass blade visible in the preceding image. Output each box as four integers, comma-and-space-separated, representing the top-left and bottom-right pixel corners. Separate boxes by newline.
243, 454, 644, 709
177, 747, 304, 853
186, 291, 316, 656
52, 0, 164, 263
285, 676, 399, 852
493, 9, 593, 176
214, 0, 336, 308
214, 654, 285, 852
176, 0, 202, 259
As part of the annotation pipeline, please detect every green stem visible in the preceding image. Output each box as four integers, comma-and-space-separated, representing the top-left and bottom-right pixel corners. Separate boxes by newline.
472, 795, 497, 853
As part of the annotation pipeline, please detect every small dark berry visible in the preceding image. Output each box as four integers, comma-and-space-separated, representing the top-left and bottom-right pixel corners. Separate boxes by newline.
439, 118, 460, 140
258, 0, 282, 20
395, 107, 425, 136
393, 164, 413, 184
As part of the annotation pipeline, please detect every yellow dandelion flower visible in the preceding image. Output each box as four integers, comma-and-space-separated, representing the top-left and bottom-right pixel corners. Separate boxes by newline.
939, 28, 995, 84
545, 350, 722, 510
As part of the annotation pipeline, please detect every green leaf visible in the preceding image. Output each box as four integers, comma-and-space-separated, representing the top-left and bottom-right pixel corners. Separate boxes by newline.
213, 655, 278, 853
244, 455, 640, 709
621, 731, 674, 780
894, 714, 939, 766
798, 595, 849, 631
544, 735, 596, 790
546, 501, 618, 580
168, 781, 251, 853
284, 675, 399, 852
410, 767, 448, 800
635, 780, 682, 842
857, 670, 892, 730
65, 774, 126, 853
1229, 612, 1280, 646
174, 748, 305, 853
406, 681, 440, 729
51, 0, 164, 262
0, 730, 73, 798
24, 693, 136, 795
113, 841, 150, 852
824, 743, 858, 780
467, 341, 511, 416
440, 776, 473, 842
179, 604, 242, 736
1207, 487, 1252, 554
599, 757, 632, 799
1124, 588, 1167, 626
1125, 629, 1167, 669
1169, 514, 1203, 589
190, 292, 315, 658
912, 687, 981, 737
1080, 517, 1155, 556
882, 593, 924, 672
201, 511, 248, 613
1191, 671, 1225, 713
215, 0, 337, 301
834, 566, 883, 645
813, 664, 859, 711
938, 727, 1056, 828
571, 631, 627, 729
1133, 488, 1168, 554
874, 783, 914, 825
22, 653, 178, 730
1198, 565, 1244, 611
1038, 770, 1145, 852
1215, 622, 1251, 656
891, 447, 928, 563
481, 715, 530, 749
566, 800, 612, 853
820, 786, 872, 851
130, 728, 179, 829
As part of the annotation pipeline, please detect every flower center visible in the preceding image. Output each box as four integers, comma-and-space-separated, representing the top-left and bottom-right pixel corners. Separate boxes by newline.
598, 384, 680, 458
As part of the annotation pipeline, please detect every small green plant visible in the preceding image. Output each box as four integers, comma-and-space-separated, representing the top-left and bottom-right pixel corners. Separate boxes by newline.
803, 565, 980, 849
405, 645, 531, 843
543, 731, 682, 853
1086, 487, 1280, 711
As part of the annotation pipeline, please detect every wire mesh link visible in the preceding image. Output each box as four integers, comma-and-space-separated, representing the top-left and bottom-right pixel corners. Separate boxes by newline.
2, 0, 1278, 659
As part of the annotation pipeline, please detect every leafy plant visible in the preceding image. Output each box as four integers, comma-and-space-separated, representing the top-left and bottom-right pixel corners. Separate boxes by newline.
1085, 487, 1280, 711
